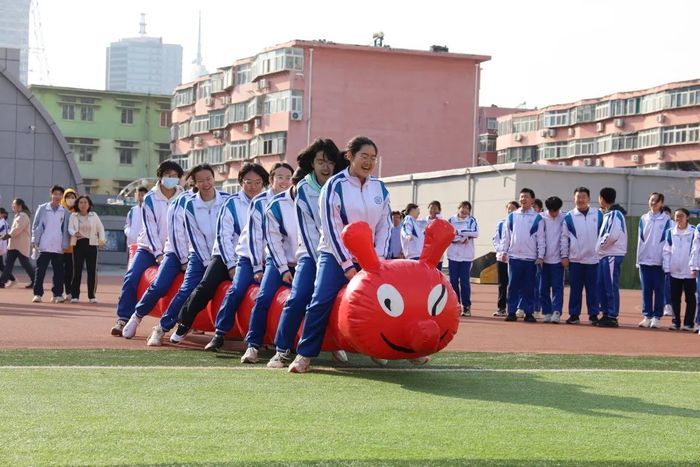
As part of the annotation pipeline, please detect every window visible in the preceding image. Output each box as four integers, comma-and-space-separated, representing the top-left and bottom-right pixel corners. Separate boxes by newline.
543, 110, 569, 128
223, 68, 235, 89
569, 138, 597, 156
226, 102, 247, 124
486, 118, 498, 131
597, 135, 612, 154
505, 146, 537, 163
196, 80, 212, 100
80, 106, 94, 121
209, 110, 225, 129
177, 120, 191, 139
227, 140, 249, 160
639, 92, 665, 114
211, 73, 224, 93
612, 98, 639, 116
156, 143, 170, 162
190, 149, 206, 166
222, 180, 241, 194
191, 116, 209, 134
637, 128, 661, 149
160, 111, 172, 127
571, 105, 594, 124
512, 115, 538, 134
498, 118, 513, 135
662, 124, 700, 145
478, 134, 497, 152
119, 148, 133, 164
236, 64, 251, 85
250, 132, 286, 157
251, 48, 304, 80
207, 145, 224, 164
538, 142, 568, 160
611, 133, 637, 151
62, 104, 75, 120
594, 102, 611, 121
82, 178, 98, 194
76, 147, 93, 162
173, 87, 195, 107
121, 109, 133, 124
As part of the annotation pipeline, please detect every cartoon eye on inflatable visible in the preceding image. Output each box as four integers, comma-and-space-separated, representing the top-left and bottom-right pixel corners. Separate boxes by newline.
377, 284, 404, 317
428, 283, 447, 316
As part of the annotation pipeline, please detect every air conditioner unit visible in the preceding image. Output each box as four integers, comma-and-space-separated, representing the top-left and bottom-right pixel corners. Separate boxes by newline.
568, 128, 575, 137
242, 123, 251, 133
557, 161, 568, 166
290, 110, 303, 121
614, 118, 624, 128
540, 130, 548, 137
583, 158, 593, 166
204, 97, 213, 107
193, 136, 202, 146
547, 128, 556, 137
254, 118, 261, 128
223, 129, 230, 139
257, 79, 270, 91
217, 165, 227, 174
514, 133, 522, 142
220, 96, 230, 105
213, 130, 223, 139
595, 159, 604, 167
596, 122, 605, 132
656, 114, 665, 123
656, 149, 665, 160
631, 154, 641, 163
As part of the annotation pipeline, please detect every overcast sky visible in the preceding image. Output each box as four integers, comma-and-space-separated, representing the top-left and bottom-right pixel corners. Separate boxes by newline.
27, 0, 700, 108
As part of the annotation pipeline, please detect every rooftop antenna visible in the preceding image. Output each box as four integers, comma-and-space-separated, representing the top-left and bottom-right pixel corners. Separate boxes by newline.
139, 13, 147, 36
195, 11, 203, 66
372, 32, 384, 47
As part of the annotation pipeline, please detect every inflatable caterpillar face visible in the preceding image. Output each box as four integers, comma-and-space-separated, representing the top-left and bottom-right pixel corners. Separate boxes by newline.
337, 219, 461, 359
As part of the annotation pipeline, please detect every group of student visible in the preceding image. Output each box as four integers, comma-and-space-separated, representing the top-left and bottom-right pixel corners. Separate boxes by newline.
0, 187, 106, 303
112, 135, 416, 374
492, 187, 699, 333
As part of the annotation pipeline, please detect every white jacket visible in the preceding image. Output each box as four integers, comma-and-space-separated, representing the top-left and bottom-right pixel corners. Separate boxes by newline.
295, 175, 323, 261
636, 211, 672, 267
447, 215, 478, 262
596, 208, 627, 257
0, 218, 8, 255
124, 205, 144, 246
264, 189, 299, 275
540, 211, 564, 264
68, 212, 106, 246
663, 224, 695, 279
400, 215, 426, 260
32, 203, 70, 253
499, 208, 545, 261
212, 191, 253, 270
690, 227, 700, 272
318, 168, 392, 272
184, 191, 230, 267
492, 219, 506, 255
164, 190, 195, 264
561, 207, 603, 265
235, 190, 273, 274
138, 184, 184, 257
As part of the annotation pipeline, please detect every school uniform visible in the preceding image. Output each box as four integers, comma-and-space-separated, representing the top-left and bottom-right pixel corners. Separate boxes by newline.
447, 215, 478, 309
689, 227, 700, 328
124, 204, 144, 246
663, 224, 696, 328
596, 204, 627, 319
401, 215, 425, 260
492, 218, 508, 312
32, 202, 70, 298
539, 211, 565, 317
636, 211, 672, 319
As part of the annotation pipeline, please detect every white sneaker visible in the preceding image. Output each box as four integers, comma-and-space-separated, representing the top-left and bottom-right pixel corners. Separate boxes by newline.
638, 317, 652, 328
122, 314, 142, 339
32, 295, 42, 303
515, 309, 525, 318
371, 357, 389, 367
63, 293, 71, 301
409, 356, 430, 366
146, 326, 165, 346
650, 317, 661, 329
331, 350, 349, 364
551, 312, 561, 324
267, 351, 293, 369
169, 328, 187, 344
288, 355, 311, 373
5, 280, 14, 288
52, 296, 64, 304
663, 304, 673, 317
681, 325, 694, 332
533, 311, 543, 320
89, 298, 98, 304
543, 314, 552, 323
70, 298, 78, 303
241, 347, 259, 364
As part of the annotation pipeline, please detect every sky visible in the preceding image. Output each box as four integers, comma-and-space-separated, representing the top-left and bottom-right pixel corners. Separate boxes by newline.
26, 0, 700, 109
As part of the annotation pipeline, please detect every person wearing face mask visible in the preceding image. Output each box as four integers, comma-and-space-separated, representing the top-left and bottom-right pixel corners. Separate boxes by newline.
60, 189, 77, 301
111, 161, 184, 336
124, 186, 148, 248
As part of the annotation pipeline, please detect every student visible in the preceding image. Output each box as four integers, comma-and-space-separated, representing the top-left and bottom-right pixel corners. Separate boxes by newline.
112, 160, 184, 336
492, 201, 519, 316
61, 188, 77, 301
426, 200, 444, 271
68, 195, 105, 303
540, 196, 565, 323
498, 188, 544, 322
267, 139, 348, 367
690, 223, 700, 334
0, 207, 13, 286
388, 211, 403, 259
663, 208, 696, 331
561, 187, 603, 325
203, 162, 293, 346
447, 201, 479, 317
530, 198, 544, 318
594, 187, 627, 328
662, 205, 674, 317
0, 199, 35, 289
288, 136, 392, 373
31, 185, 70, 303
636, 192, 672, 329
401, 203, 424, 260
124, 186, 148, 247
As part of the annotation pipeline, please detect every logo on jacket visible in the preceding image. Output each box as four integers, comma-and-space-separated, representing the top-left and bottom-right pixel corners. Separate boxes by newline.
374, 196, 382, 205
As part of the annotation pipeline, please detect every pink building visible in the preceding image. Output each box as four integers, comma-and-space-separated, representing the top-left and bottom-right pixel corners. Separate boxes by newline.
170, 40, 490, 190
477, 105, 528, 165
496, 79, 700, 170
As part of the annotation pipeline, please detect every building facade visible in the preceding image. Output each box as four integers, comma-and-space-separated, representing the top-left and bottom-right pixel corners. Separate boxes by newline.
170, 40, 490, 191
106, 37, 183, 95
29, 85, 171, 195
496, 79, 700, 170
0, 0, 30, 85
477, 105, 527, 165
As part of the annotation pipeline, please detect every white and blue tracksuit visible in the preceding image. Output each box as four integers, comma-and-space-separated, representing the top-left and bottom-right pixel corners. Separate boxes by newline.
297, 169, 392, 358
31, 202, 70, 298
214, 189, 274, 336
447, 215, 478, 308
689, 227, 700, 326
246, 189, 299, 348
132, 190, 194, 321
116, 184, 183, 321
400, 215, 425, 260
124, 204, 144, 246
493, 218, 509, 311
539, 211, 564, 316
275, 174, 325, 353
637, 211, 672, 318
596, 206, 627, 319
561, 207, 603, 319
499, 208, 545, 316
663, 224, 696, 327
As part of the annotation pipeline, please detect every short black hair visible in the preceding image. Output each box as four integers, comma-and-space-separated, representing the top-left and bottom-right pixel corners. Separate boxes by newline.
599, 187, 616, 205
187, 164, 215, 181
238, 163, 270, 187
675, 207, 689, 217
545, 196, 563, 211
391, 210, 402, 217
520, 188, 535, 198
0, 207, 7, 217
156, 160, 184, 179
533, 198, 543, 209
662, 205, 672, 215
458, 200, 472, 211
270, 162, 294, 179
574, 187, 590, 197
75, 195, 94, 212
507, 201, 520, 209
50, 184, 65, 194
650, 192, 665, 204
428, 200, 442, 211
137, 186, 149, 194
405, 203, 419, 214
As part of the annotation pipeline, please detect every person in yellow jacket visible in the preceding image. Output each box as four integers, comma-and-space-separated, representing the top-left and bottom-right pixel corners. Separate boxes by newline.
61, 189, 77, 300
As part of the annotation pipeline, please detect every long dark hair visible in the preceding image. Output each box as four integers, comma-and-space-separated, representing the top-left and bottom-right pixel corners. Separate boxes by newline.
13, 198, 31, 217
296, 138, 346, 178
75, 195, 94, 213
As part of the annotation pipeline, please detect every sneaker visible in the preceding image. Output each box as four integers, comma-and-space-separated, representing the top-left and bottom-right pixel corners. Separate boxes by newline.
515, 309, 525, 318
669, 323, 680, 331
147, 326, 165, 346
638, 317, 652, 328
122, 314, 142, 339
111, 319, 126, 336
681, 325, 694, 332
409, 356, 430, 366
663, 304, 673, 317
63, 293, 71, 301
533, 311, 543, 320
566, 316, 580, 325
596, 316, 619, 328
524, 314, 537, 323
241, 347, 259, 364
169, 324, 188, 344
70, 298, 78, 303
589, 314, 600, 324
504, 314, 517, 322
461, 307, 471, 317
332, 350, 349, 363
551, 312, 561, 324
89, 298, 98, 304
52, 296, 64, 304
5, 280, 14, 288
288, 355, 311, 373
543, 314, 553, 323
32, 295, 42, 303
493, 309, 507, 317
267, 350, 293, 369
371, 357, 389, 367
25, 283, 34, 289
649, 317, 661, 329
204, 335, 224, 352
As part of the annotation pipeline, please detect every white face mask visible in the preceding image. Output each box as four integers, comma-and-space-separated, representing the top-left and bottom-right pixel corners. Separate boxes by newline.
66, 198, 76, 208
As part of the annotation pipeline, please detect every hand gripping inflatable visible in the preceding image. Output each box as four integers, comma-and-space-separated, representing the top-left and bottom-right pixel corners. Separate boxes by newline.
135, 219, 460, 359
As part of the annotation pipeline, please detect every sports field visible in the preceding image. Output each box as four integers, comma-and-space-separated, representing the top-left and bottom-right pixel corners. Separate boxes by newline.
1, 349, 699, 466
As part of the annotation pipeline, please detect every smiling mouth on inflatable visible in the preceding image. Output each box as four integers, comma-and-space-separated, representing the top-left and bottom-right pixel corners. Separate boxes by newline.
439, 330, 449, 341
380, 333, 416, 354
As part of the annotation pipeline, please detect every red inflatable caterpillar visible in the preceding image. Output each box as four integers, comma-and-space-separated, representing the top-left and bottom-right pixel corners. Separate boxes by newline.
136, 218, 461, 359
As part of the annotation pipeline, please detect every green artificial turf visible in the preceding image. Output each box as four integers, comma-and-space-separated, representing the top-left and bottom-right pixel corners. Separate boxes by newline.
0, 350, 699, 465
